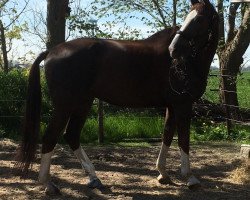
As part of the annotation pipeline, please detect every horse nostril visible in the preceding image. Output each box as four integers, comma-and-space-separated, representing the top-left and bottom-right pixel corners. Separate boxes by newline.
168, 46, 174, 54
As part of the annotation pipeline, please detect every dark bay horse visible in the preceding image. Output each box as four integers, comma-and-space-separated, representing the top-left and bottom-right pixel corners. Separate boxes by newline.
15, 0, 218, 194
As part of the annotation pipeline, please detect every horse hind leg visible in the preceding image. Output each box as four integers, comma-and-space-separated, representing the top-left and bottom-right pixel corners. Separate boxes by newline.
156, 107, 176, 184
63, 100, 104, 189
38, 109, 70, 195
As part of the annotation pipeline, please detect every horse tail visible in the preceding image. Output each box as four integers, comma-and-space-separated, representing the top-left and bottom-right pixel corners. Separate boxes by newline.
15, 51, 49, 174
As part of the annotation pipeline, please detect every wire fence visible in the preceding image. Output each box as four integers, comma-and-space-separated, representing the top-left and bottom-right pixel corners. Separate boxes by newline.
0, 70, 249, 141
198, 71, 250, 135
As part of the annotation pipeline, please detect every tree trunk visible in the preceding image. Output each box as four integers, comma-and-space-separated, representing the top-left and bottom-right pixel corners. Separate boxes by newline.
220, 65, 241, 121
217, 0, 225, 49
173, 0, 177, 26
46, 0, 69, 49
0, 20, 9, 73
218, 4, 250, 121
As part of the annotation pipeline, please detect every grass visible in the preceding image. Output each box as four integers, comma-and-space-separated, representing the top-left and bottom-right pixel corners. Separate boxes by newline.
69, 114, 250, 144
80, 115, 164, 143
191, 119, 250, 143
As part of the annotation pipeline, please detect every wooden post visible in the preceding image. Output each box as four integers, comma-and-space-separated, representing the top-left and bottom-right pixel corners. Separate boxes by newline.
98, 100, 104, 144
221, 69, 233, 135
240, 144, 250, 169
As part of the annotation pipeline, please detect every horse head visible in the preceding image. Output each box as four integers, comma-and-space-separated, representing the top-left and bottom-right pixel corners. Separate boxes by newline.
169, 0, 218, 59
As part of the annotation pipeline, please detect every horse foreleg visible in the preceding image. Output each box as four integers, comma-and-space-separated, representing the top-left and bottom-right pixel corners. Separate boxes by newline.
39, 110, 70, 195
156, 107, 175, 184
180, 148, 200, 189
174, 103, 200, 189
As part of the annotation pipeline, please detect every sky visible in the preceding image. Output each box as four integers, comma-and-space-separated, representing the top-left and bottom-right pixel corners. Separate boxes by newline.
3, 0, 250, 68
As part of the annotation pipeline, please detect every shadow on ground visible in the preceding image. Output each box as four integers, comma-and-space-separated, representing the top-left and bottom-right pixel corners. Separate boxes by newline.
0, 139, 249, 200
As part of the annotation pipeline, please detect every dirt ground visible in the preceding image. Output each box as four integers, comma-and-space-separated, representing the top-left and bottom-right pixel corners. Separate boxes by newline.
0, 139, 249, 200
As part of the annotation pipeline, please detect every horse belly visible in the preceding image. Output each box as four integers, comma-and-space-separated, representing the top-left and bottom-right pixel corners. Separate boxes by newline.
91, 77, 168, 107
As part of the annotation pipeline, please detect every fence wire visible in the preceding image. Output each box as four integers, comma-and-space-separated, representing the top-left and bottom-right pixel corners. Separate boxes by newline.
0, 70, 249, 139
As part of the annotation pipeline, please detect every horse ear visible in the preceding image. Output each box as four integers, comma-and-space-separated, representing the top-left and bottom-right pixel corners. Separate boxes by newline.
198, 0, 210, 4
191, 0, 199, 5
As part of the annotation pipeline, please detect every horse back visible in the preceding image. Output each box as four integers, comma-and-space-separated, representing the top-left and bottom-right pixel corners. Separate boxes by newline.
44, 37, 172, 107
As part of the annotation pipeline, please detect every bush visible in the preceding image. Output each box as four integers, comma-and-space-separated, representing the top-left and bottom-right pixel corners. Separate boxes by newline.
0, 70, 28, 136
191, 118, 250, 143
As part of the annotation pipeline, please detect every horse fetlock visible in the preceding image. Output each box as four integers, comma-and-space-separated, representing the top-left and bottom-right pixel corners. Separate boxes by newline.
187, 175, 201, 189
87, 178, 104, 189
38, 174, 50, 185
45, 181, 61, 196
157, 174, 172, 185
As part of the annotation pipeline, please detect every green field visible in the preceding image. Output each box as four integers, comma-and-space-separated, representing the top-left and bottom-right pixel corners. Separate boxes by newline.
204, 71, 250, 108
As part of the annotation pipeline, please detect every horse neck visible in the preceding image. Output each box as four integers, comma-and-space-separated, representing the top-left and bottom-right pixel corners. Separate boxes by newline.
145, 28, 177, 51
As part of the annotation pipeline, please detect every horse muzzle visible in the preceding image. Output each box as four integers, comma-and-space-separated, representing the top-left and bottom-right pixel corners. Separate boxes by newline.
169, 46, 180, 59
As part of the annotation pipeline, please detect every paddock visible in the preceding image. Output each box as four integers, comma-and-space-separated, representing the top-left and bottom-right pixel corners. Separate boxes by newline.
1, 139, 249, 200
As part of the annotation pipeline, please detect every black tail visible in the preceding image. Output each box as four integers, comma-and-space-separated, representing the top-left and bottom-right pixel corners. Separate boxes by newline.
15, 51, 49, 174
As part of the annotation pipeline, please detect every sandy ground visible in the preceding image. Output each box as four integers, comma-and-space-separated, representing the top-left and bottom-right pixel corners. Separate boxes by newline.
0, 138, 249, 200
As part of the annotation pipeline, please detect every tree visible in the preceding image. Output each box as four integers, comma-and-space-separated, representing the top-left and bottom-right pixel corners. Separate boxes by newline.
46, 0, 70, 49
68, 0, 189, 40
0, 0, 28, 72
217, 1, 250, 121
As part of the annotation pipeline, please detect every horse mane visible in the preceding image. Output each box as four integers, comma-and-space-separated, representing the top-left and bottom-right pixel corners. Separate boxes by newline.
145, 27, 178, 42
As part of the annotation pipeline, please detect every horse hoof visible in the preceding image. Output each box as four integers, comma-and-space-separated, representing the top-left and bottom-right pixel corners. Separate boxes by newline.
188, 183, 201, 190
157, 174, 172, 185
87, 178, 104, 189
45, 182, 61, 196
187, 175, 201, 190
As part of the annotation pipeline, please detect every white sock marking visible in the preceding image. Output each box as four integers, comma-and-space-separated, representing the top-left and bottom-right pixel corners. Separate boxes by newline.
180, 148, 191, 176
156, 142, 169, 178
39, 151, 53, 184
74, 147, 97, 181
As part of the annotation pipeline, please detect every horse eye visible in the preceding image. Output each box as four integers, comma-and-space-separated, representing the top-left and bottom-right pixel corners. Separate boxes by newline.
194, 16, 204, 23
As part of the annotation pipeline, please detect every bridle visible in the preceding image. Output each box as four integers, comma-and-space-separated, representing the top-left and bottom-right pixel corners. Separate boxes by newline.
169, 13, 216, 98
175, 13, 216, 58
175, 29, 212, 58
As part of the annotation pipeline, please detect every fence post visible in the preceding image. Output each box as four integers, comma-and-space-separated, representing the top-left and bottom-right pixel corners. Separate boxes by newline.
98, 99, 104, 144
225, 104, 233, 135
221, 69, 233, 135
